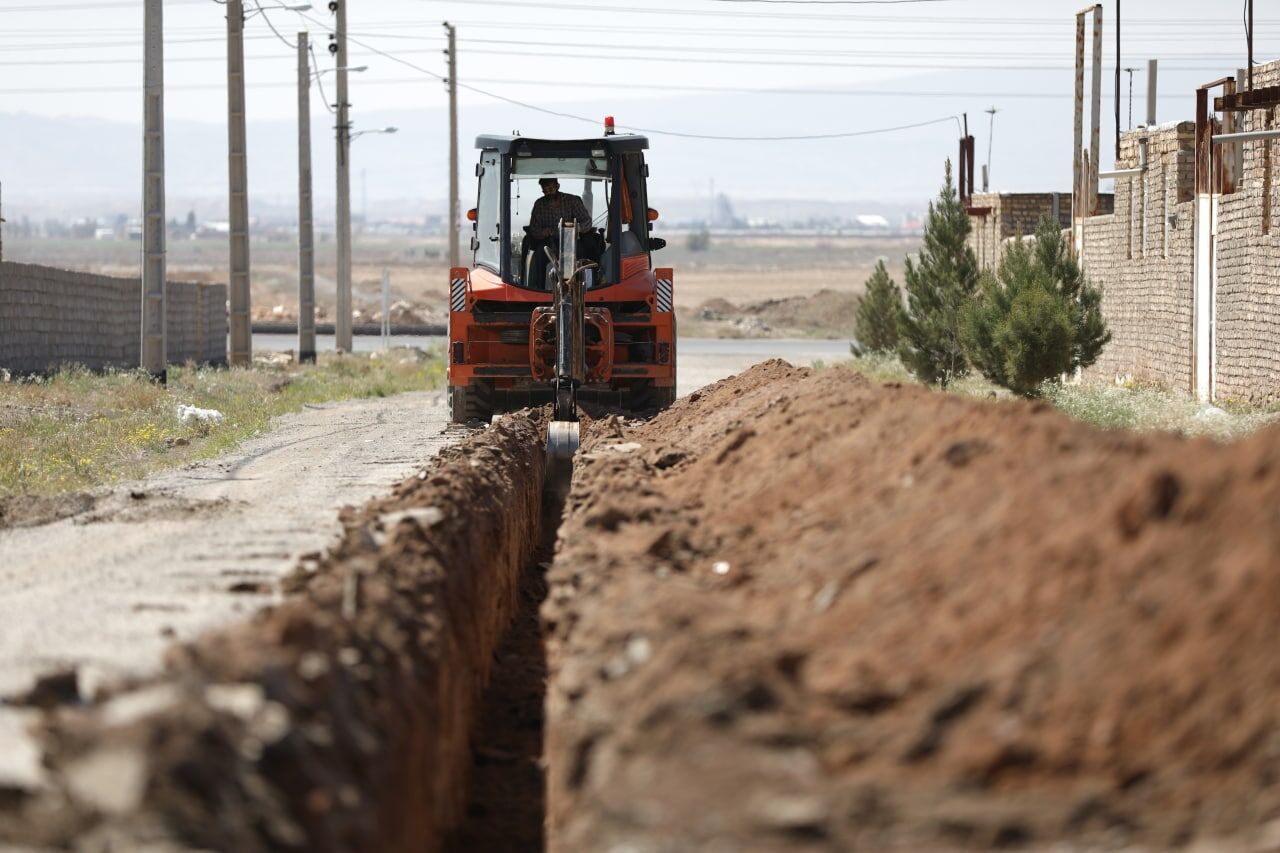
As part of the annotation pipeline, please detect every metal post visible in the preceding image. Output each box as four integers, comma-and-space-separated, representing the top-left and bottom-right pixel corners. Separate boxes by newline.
381, 268, 390, 350
1115, 0, 1121, 161
334, 0, 353, 353
984, 105, 997, 191
445, 22, 460, 269
1194, 86, 1214, 401
1073, 10, 1086, 255
227, 0, 252, 367
297, 32, 316, 363
1248, 0, 1254, 92
1146, 59, 1158, 126
142, 0, 167, 380
1090, 4, 1102, 216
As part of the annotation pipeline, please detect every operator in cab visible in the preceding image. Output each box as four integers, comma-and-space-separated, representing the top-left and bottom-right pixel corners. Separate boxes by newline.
523, 176, 602, 289
526, 177, 591, 239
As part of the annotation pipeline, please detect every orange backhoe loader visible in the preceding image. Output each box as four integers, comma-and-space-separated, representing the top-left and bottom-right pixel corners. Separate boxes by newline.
447, 119, 676, 454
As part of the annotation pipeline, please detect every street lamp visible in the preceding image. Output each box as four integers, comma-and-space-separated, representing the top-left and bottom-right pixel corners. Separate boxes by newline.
314, 65, 367, 77
246, 2, 312, 17
351, 126, 398, 142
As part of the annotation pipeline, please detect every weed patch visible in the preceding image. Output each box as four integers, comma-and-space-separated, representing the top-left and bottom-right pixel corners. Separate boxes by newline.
0, 351, 444, 496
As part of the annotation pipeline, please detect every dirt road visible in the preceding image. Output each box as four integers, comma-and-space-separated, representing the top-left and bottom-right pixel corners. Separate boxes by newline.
0, 390, 451, 701
0, 341, 823, 705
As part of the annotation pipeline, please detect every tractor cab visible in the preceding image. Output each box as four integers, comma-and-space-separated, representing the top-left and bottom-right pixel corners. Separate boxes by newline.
469, 126, 665, 292
449, 120, 676, 424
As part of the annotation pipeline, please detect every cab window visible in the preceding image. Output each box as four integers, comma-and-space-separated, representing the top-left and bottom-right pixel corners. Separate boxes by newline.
474, 150, 501, 271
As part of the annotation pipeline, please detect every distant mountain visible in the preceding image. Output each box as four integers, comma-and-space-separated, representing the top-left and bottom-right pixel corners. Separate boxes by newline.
0, 65, 1211, 223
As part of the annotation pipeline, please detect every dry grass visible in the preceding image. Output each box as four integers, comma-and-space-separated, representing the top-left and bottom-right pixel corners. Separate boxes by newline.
0, 351, 444, 497
844, 352, 1280, 441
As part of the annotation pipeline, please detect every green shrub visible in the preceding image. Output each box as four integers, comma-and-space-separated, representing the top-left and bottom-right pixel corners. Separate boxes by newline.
685, 229, 711, 252
961, 218, 1110, 396
851, 260, 902, 356
897, 160, 979, 387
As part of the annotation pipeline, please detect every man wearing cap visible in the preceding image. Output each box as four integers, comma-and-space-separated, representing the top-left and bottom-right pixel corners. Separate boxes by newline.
526, 177, 592, 239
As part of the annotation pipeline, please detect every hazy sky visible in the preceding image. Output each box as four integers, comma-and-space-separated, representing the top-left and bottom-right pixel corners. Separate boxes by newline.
0, 0, 1277, 204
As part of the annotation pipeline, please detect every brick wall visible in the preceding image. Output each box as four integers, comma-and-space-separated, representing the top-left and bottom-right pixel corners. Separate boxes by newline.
963, 98, 1280, 402
1080, 122, 1198, 391
1213, 62, 1280, 402
0, 262, 228, 374
967, 191, 1114, 270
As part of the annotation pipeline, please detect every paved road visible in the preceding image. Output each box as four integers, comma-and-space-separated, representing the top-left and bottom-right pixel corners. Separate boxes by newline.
0, 391, 453, 700
254, 333, 851, 398
674, 337, 851, 397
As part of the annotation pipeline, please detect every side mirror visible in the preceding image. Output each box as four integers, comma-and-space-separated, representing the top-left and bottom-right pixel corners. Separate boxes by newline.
649, 237, 667, 251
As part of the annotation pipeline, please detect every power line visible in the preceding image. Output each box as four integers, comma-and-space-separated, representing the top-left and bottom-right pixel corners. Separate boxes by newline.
295, 11, 963, 142
407, 0, 1280, 27
703, 0, 961, 4
251, 0, 298, 50
0, 77, 1196, 99
3, 43, 1269, 68
309, 42, 336, 114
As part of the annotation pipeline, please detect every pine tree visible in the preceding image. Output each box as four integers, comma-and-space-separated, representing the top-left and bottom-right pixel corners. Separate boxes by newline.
961, 218, 1111, 396
897, 160, 980, 387
852, 260, 903, 356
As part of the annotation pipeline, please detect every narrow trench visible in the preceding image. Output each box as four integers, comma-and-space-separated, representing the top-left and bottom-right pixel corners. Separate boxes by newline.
444, 463, 568, 852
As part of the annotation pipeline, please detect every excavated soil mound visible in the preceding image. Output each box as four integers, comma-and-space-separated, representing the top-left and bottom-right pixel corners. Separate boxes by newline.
0, 415, 545, 853
545, 361, 1280, 851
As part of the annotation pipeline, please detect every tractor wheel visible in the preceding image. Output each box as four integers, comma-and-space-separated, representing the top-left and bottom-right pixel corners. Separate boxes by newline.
652, 384, 677, 410
628, 382, 676, 413
449, 382, 494, 424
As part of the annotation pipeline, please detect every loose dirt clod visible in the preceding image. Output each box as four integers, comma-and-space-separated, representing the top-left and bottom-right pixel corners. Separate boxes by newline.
544, 360, 1280, 851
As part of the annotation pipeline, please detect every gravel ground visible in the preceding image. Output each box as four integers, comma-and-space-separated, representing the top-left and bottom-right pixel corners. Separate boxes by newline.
0, 390, 452, 702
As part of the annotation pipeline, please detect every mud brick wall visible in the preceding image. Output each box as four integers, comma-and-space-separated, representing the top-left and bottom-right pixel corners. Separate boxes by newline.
1214, 62, 1280, 402
1080, 122, 1197, 391
968, 191, 1113, 270
0, 262, 227, 373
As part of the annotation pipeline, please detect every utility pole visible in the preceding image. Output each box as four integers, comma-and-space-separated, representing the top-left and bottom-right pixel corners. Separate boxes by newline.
1090, 4, 1102, 216
444, 21, 460, 269
297, 32, 316, 363
142, 0, 167, 380
333, 0, 354, 353
984, 106, 998, 192
227, 0, 252, 366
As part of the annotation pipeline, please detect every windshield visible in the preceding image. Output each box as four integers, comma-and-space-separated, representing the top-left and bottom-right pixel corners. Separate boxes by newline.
508, 156, 613, 286
471, 147, 651, 288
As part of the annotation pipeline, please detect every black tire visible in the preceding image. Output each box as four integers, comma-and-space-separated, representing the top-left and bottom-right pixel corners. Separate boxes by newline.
628, 382, 676, 413
652, 384, 677, 410
449, 382, 494, 424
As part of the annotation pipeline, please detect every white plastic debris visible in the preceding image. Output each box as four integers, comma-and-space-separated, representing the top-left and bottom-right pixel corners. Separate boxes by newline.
177, 404, 225, 426
712, 561, 731, 576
